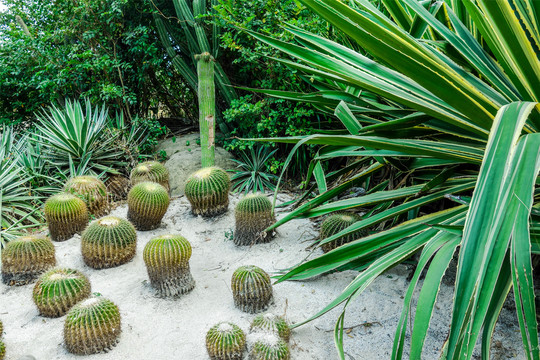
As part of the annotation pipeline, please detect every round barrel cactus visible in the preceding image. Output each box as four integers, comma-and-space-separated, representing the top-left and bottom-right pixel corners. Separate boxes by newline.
1, 235, 56, 286
130, 161, 170, 193
231, 265, 273, 313
0, 340, 4, 360
206, 322, 246, 360
33, 268, 91, 317
185, 167, 230, 217
127, 182, 170, 230
249, 335, 290, 360
234, 194, 275, 246
319, 212, 365, 253
45, 193, 89, 241
250, 314, 290, 343
64, 176, 109, 217
105, 174, 131, 202
64, 295, 121, 355
82, 216, 137, 269
143, 234, 195, 297
0, 318, 3, 335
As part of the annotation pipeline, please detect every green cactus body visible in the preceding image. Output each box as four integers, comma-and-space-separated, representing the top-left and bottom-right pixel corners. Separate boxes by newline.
234, 194, 275, 246
250, 314, 290, 343
185, 167, 230, 217
319, 212, 365, 253
231, 265, 272, 314
45, 193, 89, 241
130, 161, 170, 193
206, 322, 246, 360
1, 235, 56, 286
64, 295, 121, 355
33, 268, 91, 317
106, 174, 131, 202
64, 176, 109, 217
249, 335, 290, 360
0, 318, 3, 335
143, 234, 195, 297
0, 339, 4, 360
127, 182, 170, 231
81, 216, 137, 269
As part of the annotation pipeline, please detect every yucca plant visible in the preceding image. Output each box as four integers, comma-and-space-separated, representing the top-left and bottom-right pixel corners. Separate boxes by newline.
230, 146, 279, 194
246, 1, 540, 359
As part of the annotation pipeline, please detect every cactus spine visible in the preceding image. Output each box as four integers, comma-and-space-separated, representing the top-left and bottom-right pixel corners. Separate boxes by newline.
250, 314, 290, 343
64, 176, 109, 217
234, 194, 275, 246
81, 216, 137, 269
130, 161, 170, 193
231, 265, 273, 314
319, 212, 365, 253
206, 322, 246, 360
249, 335, 290, 360
106, 174, 131, 201
1, 235, 56, 286
185, 167, 230, 217
33, 268, 91, 317
127, 182, 170, 230
44, 193, 89, 241
143, 234, 195, 297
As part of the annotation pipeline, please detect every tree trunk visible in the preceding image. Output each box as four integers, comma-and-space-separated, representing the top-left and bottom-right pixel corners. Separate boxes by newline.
195, 52, 215, 168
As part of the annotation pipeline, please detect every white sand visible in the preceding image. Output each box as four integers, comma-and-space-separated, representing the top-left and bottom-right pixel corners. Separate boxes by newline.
0, 194, 526, 359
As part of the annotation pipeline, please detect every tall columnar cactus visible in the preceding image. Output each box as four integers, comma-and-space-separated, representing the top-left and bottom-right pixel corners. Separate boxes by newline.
231, 265, 273, 313
1, 235, 56, 286
185, 167, 230, 217
130, 161, 170, 193
33, 268, 91, 317
143, 234, 195, 297
64, 295, 121, 355
82, 216, 137, 269
127, 182, 170, 230
44, 193, 89, 241
105, 174, 131, 201
250, 314, 291, 343
196, 52, 216, 168
206, 322, 246, 360
249, 335, 290, 360
64, 176, 109, 217
319, 212, 366, 253
234, 194, 276, 246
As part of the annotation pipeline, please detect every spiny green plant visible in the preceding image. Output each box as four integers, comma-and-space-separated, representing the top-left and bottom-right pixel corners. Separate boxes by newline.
64, 176, 109, 217
0, 340, 4, 360
127, 182, 170, 231
105, 174, 131, 202
0, 318, 3, 335
33, 268, 91, 318
143, 234, 195, 297
81, 216, 137, 269
1, 235, 56, 286
249, 335, 290, 360
231, 265, 273, 314
250, 314, 290, 343
234, 193, 275, 246
44, 193, 89, 241
130, 161, 170, 193
64, 295, 121, 355
205, 322, 246, 360
185, 167, 230, 217
319, 212, 365, 253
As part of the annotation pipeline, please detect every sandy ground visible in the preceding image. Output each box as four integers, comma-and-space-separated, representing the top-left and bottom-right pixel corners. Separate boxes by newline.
0, 193, 527, 360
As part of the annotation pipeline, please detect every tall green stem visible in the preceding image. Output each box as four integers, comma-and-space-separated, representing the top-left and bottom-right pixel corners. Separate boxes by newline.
195, 52, 215, 167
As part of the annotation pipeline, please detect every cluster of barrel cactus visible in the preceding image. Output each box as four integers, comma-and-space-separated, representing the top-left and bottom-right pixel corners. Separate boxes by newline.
131, 161, 170, 193
231, 265, 273, 314
234, 194, 275, 246
64, 176, 109, 217
319, 212, 365, 252
206, 322, 246, 360
127, 182, 170, 230
249, 314, 291, 360
45, 193, 89, 241
185, 167, 230, 217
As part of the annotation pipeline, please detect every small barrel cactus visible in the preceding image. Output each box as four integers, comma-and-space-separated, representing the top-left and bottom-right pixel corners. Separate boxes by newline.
143, 234, 195, 297
319, 212, 366, 253
234, 194, 275, 246
64, 295, 121, 355
0, 318, 3, 335
0, 340, 4, 360
130, 161, 170, 193
127, 182, 170, 230
206, 322, 246, 360
45, 193, 89, 241
249, 335, 290, 360
33, 268, 91, 317
185, 167, 230, 217
105, 174, 131, 201
231, 265, 273, 313
64, 176, 109, 217
1, 235, 56, 286
81, 216, 137, 269
250, 314, 290, 343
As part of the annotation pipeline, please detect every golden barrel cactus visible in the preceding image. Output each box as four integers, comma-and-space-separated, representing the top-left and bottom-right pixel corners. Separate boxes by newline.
231, 265, 273, 314
206, 322, 246, 360
250, 314, 290, 343
185, 167, 230, 217
234, 194, 275, 246
130, 161, 170, 193
44, 193, 89, 241
127, 182, 170, 230
319, 212, 365, 253
249, 335, 290, 360
64, 176, 109, 217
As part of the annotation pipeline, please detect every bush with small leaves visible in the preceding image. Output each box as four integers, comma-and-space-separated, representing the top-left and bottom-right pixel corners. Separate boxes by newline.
143, 234, 195, 297
127, 182, 170, 230
250, 314, 290, 343
249, 334, 290, 360
82, 216, 137, 269
64, 295, 121, 355
185, 167, 230, 217
45, 193, 89, 241
1, 235, 56, 286
106, 174, 131, 201
206, 322, 246, 360
231, 265, 273, 313
64, 176, 109, 217
130, 161, 170, 193
234, 194, 275, 246
319, 212, 366, 253
33, 268, 91, 317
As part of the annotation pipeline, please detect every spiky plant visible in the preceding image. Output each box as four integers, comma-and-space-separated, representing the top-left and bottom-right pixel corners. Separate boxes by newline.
143, 234, 195, 297
130, 161, 170, 193
0, 340, 4, 360
127, 182, 170, 231
0, 318, 3, 335
81, 216, 137, 269
319, 212, 365, 253
64, 295, 121, 355
64, 176, 109, 217
33, 268, 91, 317
234, 194, 276, 246
1, 235, 56, 286
44, 193, 89, 241
231, 265, 273, 314
185, 167, 230, 217
105, 174, 131, 201
250, 314, 290, 343
206, 322, 246, 360
249, 335, 290, 360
